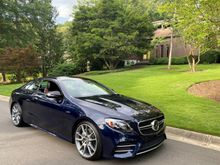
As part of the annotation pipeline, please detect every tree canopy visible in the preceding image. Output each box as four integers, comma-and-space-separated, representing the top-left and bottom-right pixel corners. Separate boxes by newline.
0, 0, 64, 77
158, 0, 220, 72
68, 0, 154, 69
159, 0, 220, 52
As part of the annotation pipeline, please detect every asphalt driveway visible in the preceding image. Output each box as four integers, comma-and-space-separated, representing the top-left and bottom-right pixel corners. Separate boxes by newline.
0, 100, 220, 165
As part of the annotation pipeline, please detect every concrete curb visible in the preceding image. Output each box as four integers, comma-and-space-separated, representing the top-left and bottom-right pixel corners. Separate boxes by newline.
0, 95, 9, 102
0, 95, 219, 151
166, 126, 220, 151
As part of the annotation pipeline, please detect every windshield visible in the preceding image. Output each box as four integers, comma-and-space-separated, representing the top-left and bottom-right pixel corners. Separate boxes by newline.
60, 78, 115, 98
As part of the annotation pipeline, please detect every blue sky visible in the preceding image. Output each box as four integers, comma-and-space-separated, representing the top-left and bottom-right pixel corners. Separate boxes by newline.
52, 0, 77, 24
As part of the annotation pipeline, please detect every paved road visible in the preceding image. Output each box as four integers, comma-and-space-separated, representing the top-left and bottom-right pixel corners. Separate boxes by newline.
0, 100, 220, 165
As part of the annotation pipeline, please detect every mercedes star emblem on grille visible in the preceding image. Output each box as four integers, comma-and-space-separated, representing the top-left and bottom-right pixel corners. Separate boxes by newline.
151, 120, 160, 131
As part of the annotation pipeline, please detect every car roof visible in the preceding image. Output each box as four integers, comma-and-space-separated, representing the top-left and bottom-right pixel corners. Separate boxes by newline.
35, 76, 91, 81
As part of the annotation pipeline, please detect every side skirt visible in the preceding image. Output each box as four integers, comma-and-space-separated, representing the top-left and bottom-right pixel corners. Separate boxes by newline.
29, 124, 73, 143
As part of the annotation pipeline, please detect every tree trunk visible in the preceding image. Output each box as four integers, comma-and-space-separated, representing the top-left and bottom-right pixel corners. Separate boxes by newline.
2, 72, 6, 82
108, 63, 115, 70
104, 59, 110, 70
186, 55, 192, 70
42, 66, 47, 77
187, 48, 200, 72
113, 60, 120, 69
16, 72, 22, 83
104, 58, 119, 70
42, 55, 47, 77
191, 56, 196, 72
168, 29, 173, 69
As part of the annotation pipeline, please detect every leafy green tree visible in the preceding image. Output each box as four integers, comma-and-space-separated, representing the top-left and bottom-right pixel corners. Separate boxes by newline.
0, 0, 64, 78
142, 0, 169, 21
24, 0, 64, 76
0, 0, 36, 81
69, 0, 154, 70
0, 0, 36, 48
159, 0, 220, 72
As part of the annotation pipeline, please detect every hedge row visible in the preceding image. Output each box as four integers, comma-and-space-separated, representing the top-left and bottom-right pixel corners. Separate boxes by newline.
200, 50, 220, 64
150, 50, 220, 65
48, 51, 220, 76
149, 56, 188, 65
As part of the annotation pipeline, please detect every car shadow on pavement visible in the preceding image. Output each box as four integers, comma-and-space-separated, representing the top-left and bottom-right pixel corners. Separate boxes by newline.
99, 144, 167, 164
2, 115, 168, 165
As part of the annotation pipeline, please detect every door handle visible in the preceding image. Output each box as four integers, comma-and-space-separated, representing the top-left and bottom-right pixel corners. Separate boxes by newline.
26, 99, 31, 102
33, 97, 39, 101
65, 110, 71, 114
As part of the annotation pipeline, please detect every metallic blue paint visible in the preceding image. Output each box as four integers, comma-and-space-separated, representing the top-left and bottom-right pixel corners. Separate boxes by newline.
10, 76, 166, 159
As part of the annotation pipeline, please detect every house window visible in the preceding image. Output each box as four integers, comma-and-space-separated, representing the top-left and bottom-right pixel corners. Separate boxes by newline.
161, 45, 164, 57
156, 46, 159, 58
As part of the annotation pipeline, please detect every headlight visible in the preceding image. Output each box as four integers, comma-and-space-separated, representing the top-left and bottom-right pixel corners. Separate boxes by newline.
105, 118, 133, 133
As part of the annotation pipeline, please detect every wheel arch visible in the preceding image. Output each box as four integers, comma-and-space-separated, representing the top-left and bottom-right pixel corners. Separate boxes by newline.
71, 116, 102, 143
10, 101, 18, 114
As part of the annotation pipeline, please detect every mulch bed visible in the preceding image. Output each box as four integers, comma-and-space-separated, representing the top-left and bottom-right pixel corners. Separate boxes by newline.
188, 80, 220, 102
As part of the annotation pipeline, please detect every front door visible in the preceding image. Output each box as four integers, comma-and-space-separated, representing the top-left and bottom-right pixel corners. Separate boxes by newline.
21, 80, 41, 125
32, 80, 77, 140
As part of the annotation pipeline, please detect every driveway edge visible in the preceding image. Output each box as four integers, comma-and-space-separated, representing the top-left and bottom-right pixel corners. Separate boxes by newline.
166, 126, 220, 151
0, 95, 10, 102
0, 95, 219, 151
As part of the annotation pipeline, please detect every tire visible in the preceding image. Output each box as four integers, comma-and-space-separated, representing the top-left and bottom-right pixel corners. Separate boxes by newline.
74, 121, 102, 160
11, 103, 25, 127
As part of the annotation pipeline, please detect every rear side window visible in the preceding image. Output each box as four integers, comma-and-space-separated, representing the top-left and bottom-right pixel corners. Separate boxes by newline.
23, 81, 34, 90
23, 80, 40, 91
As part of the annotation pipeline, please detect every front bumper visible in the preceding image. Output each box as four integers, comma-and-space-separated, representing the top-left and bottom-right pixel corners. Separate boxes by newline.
100, 124, 166, 158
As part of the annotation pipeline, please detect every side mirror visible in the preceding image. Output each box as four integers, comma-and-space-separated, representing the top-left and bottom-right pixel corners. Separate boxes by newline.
46, 91, 62, 98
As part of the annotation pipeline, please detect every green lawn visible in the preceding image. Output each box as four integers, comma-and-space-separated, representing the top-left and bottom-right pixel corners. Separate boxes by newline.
83, 64, 220, 136
0, 64, 220, 136
0, 83, 23, 96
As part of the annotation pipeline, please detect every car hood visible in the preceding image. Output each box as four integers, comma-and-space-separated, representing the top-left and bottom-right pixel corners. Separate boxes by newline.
76, 94, 163, 121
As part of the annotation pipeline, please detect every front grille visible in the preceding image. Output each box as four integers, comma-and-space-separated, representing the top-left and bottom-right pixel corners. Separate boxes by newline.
137, 134, 166, 155
138, 115, 165, 135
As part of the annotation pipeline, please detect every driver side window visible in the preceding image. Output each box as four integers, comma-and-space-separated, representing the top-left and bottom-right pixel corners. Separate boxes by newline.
39, 80, 61, 94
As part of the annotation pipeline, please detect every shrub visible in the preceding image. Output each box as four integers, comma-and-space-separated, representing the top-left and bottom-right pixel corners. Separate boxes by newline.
172, 56, 188, 64
116, 60, 125, 68
91, 58, 104, 70
150, 56, 187, 65
150, 50, 220, 65
7, 74, 17, 83
155, 57, 169, 64
149, 57, 156, 64
200, 50, 220, 64
49, 63, 83, 77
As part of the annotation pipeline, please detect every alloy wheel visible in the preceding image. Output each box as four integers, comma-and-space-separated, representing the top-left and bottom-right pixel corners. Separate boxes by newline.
11, 104, 22, 126
75, 123, 98, 158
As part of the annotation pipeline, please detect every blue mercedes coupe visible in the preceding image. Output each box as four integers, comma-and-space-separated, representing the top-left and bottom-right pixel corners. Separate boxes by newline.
9, 76, 166, 160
